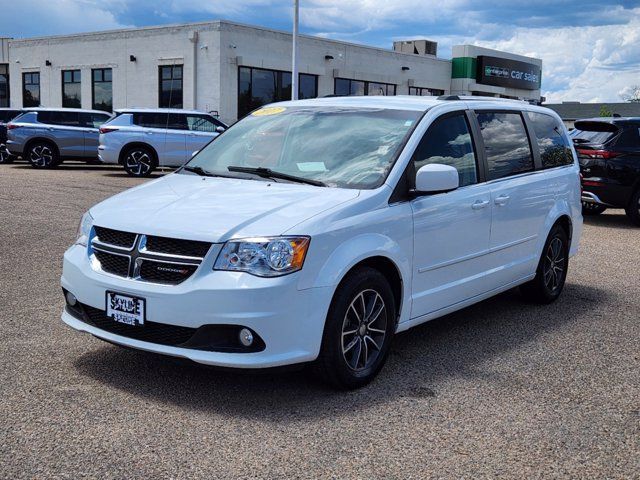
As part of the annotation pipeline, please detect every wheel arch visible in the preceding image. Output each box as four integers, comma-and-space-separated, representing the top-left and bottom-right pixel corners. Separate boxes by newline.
24, 137, 59, 159
118, 142, 158, 166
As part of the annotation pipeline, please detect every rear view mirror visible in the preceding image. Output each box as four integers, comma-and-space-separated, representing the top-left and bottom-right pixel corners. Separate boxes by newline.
415, 164, 459, 194
191, 150, 199, 157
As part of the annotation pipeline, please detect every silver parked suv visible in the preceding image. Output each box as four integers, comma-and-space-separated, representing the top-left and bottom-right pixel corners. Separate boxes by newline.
98, 108, 227, 176
6, 108, 112, 168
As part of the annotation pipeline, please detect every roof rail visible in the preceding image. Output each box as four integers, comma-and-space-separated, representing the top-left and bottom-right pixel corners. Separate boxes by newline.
437, 95, 461, 101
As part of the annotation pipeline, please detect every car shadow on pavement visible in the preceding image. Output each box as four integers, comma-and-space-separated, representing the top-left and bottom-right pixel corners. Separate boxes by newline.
583, 211, 637, 230
9, 163, 119, 172
73, 282, 609, 421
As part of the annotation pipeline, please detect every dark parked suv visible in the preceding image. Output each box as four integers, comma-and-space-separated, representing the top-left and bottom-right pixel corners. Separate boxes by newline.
573, 117, 640, 225
0, 108, 25, 164
6, 108, 112, 168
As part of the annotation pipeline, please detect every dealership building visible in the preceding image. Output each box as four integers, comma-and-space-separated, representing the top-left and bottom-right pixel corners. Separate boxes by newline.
0, 21, 542, 124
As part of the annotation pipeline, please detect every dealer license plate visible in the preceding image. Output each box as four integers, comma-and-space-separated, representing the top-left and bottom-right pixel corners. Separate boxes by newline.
106, 292, 145, 326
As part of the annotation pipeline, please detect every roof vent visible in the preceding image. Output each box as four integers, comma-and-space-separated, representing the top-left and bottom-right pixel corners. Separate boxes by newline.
393, 40, 437, 57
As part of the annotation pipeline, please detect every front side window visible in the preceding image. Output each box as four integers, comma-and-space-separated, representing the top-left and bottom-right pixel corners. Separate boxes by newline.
92, 68, 112, 112
334, 78, 396, 96
186, 115, 219, 133
413, 113, 478, 187
527, 112, 573, 168
237, 66, 318, 119
62, 70, 81, 108
23, 72, 40, 107
159, 65, 183, 108
476, 111, 534, 180
0, 64, 9, 108
79, 112, 111, 128
187, 106, 421, 189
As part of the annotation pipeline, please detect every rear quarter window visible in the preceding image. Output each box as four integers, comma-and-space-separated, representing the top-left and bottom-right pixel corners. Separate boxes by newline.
527, 112, 574, 168
133, 112, 170, 129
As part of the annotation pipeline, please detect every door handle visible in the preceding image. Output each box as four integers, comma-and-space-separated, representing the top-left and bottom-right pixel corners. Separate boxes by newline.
495, 195, 510, 206
472, 199, 490, 210
145, 131, 153, 135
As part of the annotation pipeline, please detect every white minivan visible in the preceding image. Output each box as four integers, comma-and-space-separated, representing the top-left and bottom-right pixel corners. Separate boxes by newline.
61, 96, 582, 389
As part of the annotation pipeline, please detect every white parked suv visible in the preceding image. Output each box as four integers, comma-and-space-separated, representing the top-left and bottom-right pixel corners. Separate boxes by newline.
61, 96, 582, 389
98, 108, 227, 176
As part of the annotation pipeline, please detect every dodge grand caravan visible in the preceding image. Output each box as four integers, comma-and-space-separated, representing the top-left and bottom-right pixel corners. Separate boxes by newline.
61, 96, 582, 389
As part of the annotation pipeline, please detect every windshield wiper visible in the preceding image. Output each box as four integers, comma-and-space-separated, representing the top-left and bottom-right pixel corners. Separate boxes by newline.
182, 165, 236, 179
227, 166, 326, 187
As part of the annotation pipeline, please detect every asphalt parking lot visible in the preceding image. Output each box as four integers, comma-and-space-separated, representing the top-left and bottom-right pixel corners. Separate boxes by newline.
1, 161, 638, 479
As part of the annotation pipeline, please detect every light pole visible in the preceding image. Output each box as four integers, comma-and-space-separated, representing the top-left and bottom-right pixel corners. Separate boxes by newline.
291, 0, 299, 100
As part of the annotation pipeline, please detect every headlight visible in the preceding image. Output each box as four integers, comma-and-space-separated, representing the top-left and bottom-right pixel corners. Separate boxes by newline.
214, 236, 310, 277
76, 211, 94, 246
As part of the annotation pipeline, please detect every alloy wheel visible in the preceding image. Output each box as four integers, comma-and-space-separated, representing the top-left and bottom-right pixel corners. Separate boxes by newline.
341, 289, 387, 371
543, 237, 565, 293
125, 150, 153, 176
30, 145, 53, 167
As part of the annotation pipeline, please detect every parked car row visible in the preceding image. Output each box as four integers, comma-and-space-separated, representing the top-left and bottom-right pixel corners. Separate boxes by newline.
2, 107, 227, 176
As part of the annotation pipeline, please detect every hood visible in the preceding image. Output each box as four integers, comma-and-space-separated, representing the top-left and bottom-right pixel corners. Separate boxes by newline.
90, 173, 360, 241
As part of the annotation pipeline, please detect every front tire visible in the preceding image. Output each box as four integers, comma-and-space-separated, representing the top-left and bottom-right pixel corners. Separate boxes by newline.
0, 144, 14, 164
27, 141, 59, 169
123, 146, 156, 177
520, 224, 569, 304
314, 267, 396, 389
582, 202, 606, 215
625, 189, 640, 227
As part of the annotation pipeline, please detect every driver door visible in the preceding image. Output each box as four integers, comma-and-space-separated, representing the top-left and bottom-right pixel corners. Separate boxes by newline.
410, 112, 493, 318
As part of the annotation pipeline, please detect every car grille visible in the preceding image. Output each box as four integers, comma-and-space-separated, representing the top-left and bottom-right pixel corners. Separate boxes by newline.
82, 304, 196, 346
90, 227, 212, 285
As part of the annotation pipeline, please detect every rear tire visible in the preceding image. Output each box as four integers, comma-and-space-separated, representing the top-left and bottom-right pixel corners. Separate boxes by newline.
520, 224, 569, 304
123, 146, 156, 177
625, 189, 640, 226
313, 267, 396, 390
27, 141, 59, 169
581, 202, 606, 215
0, 144, 13, 164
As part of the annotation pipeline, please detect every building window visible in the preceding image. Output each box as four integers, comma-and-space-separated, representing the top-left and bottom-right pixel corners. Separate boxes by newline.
0, 64, 9, 107
62, 70, 81, 108
22, 72, 40, 107
159, 65, 183, 108
92, 68, 112, 112
237, 66, 318, 118
334, 78, 396, 96
409, 86, 445, 96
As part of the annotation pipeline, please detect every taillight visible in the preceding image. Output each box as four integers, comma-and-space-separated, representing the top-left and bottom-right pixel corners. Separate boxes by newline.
99, 127, 118, 134
576, 149, 621, 159
7, 123, 20, 130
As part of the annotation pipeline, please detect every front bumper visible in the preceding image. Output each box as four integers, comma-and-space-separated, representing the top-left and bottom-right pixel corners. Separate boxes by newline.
61, 244, 333, 368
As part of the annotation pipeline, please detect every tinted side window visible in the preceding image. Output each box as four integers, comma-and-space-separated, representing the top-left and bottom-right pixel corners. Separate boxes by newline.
527, 112, 573, 168
38, 111, 80, 127
186, 115, 219, 133
413, 113, 478, 187
476, 112, 534, 180
133, 112, 169, 129
79, 112, 111, 128
615, 125, 640, 149
167, 113, 188, 130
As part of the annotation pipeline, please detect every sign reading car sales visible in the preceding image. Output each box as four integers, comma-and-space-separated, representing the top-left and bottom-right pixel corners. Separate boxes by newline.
476, 55, 541, 91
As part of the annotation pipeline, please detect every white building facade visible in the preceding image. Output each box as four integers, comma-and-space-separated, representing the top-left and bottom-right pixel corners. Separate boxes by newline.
2, 21, 542, 124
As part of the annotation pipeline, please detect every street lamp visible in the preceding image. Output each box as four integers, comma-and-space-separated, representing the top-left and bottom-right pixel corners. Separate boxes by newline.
291, 0, 299, 100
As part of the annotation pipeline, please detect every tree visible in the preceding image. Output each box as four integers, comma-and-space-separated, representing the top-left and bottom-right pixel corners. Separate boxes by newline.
620, 85, 640, 102
599, 105, 613, 117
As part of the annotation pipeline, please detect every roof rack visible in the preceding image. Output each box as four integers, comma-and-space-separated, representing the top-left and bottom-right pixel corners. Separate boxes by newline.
437, 95, 529, 103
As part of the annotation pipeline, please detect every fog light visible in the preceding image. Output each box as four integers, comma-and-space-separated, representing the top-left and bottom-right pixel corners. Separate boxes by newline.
65, 292, 77, 306
239, 328, 254, 347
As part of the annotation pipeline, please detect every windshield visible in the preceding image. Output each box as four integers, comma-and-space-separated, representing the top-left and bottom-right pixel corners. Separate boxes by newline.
184, 106, 422, 189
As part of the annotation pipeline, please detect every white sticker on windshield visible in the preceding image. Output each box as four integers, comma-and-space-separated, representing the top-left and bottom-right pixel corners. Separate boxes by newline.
297, 162, 327, 172
404, 120, 413, 126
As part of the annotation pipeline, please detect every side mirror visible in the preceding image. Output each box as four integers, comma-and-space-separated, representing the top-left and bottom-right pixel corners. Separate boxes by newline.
191, 150, 199, 157
215, 126, 225, 133
415, 164, 459, 194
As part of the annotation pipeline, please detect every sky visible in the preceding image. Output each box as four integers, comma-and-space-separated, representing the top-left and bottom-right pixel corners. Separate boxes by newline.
1, 0, 639, 102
